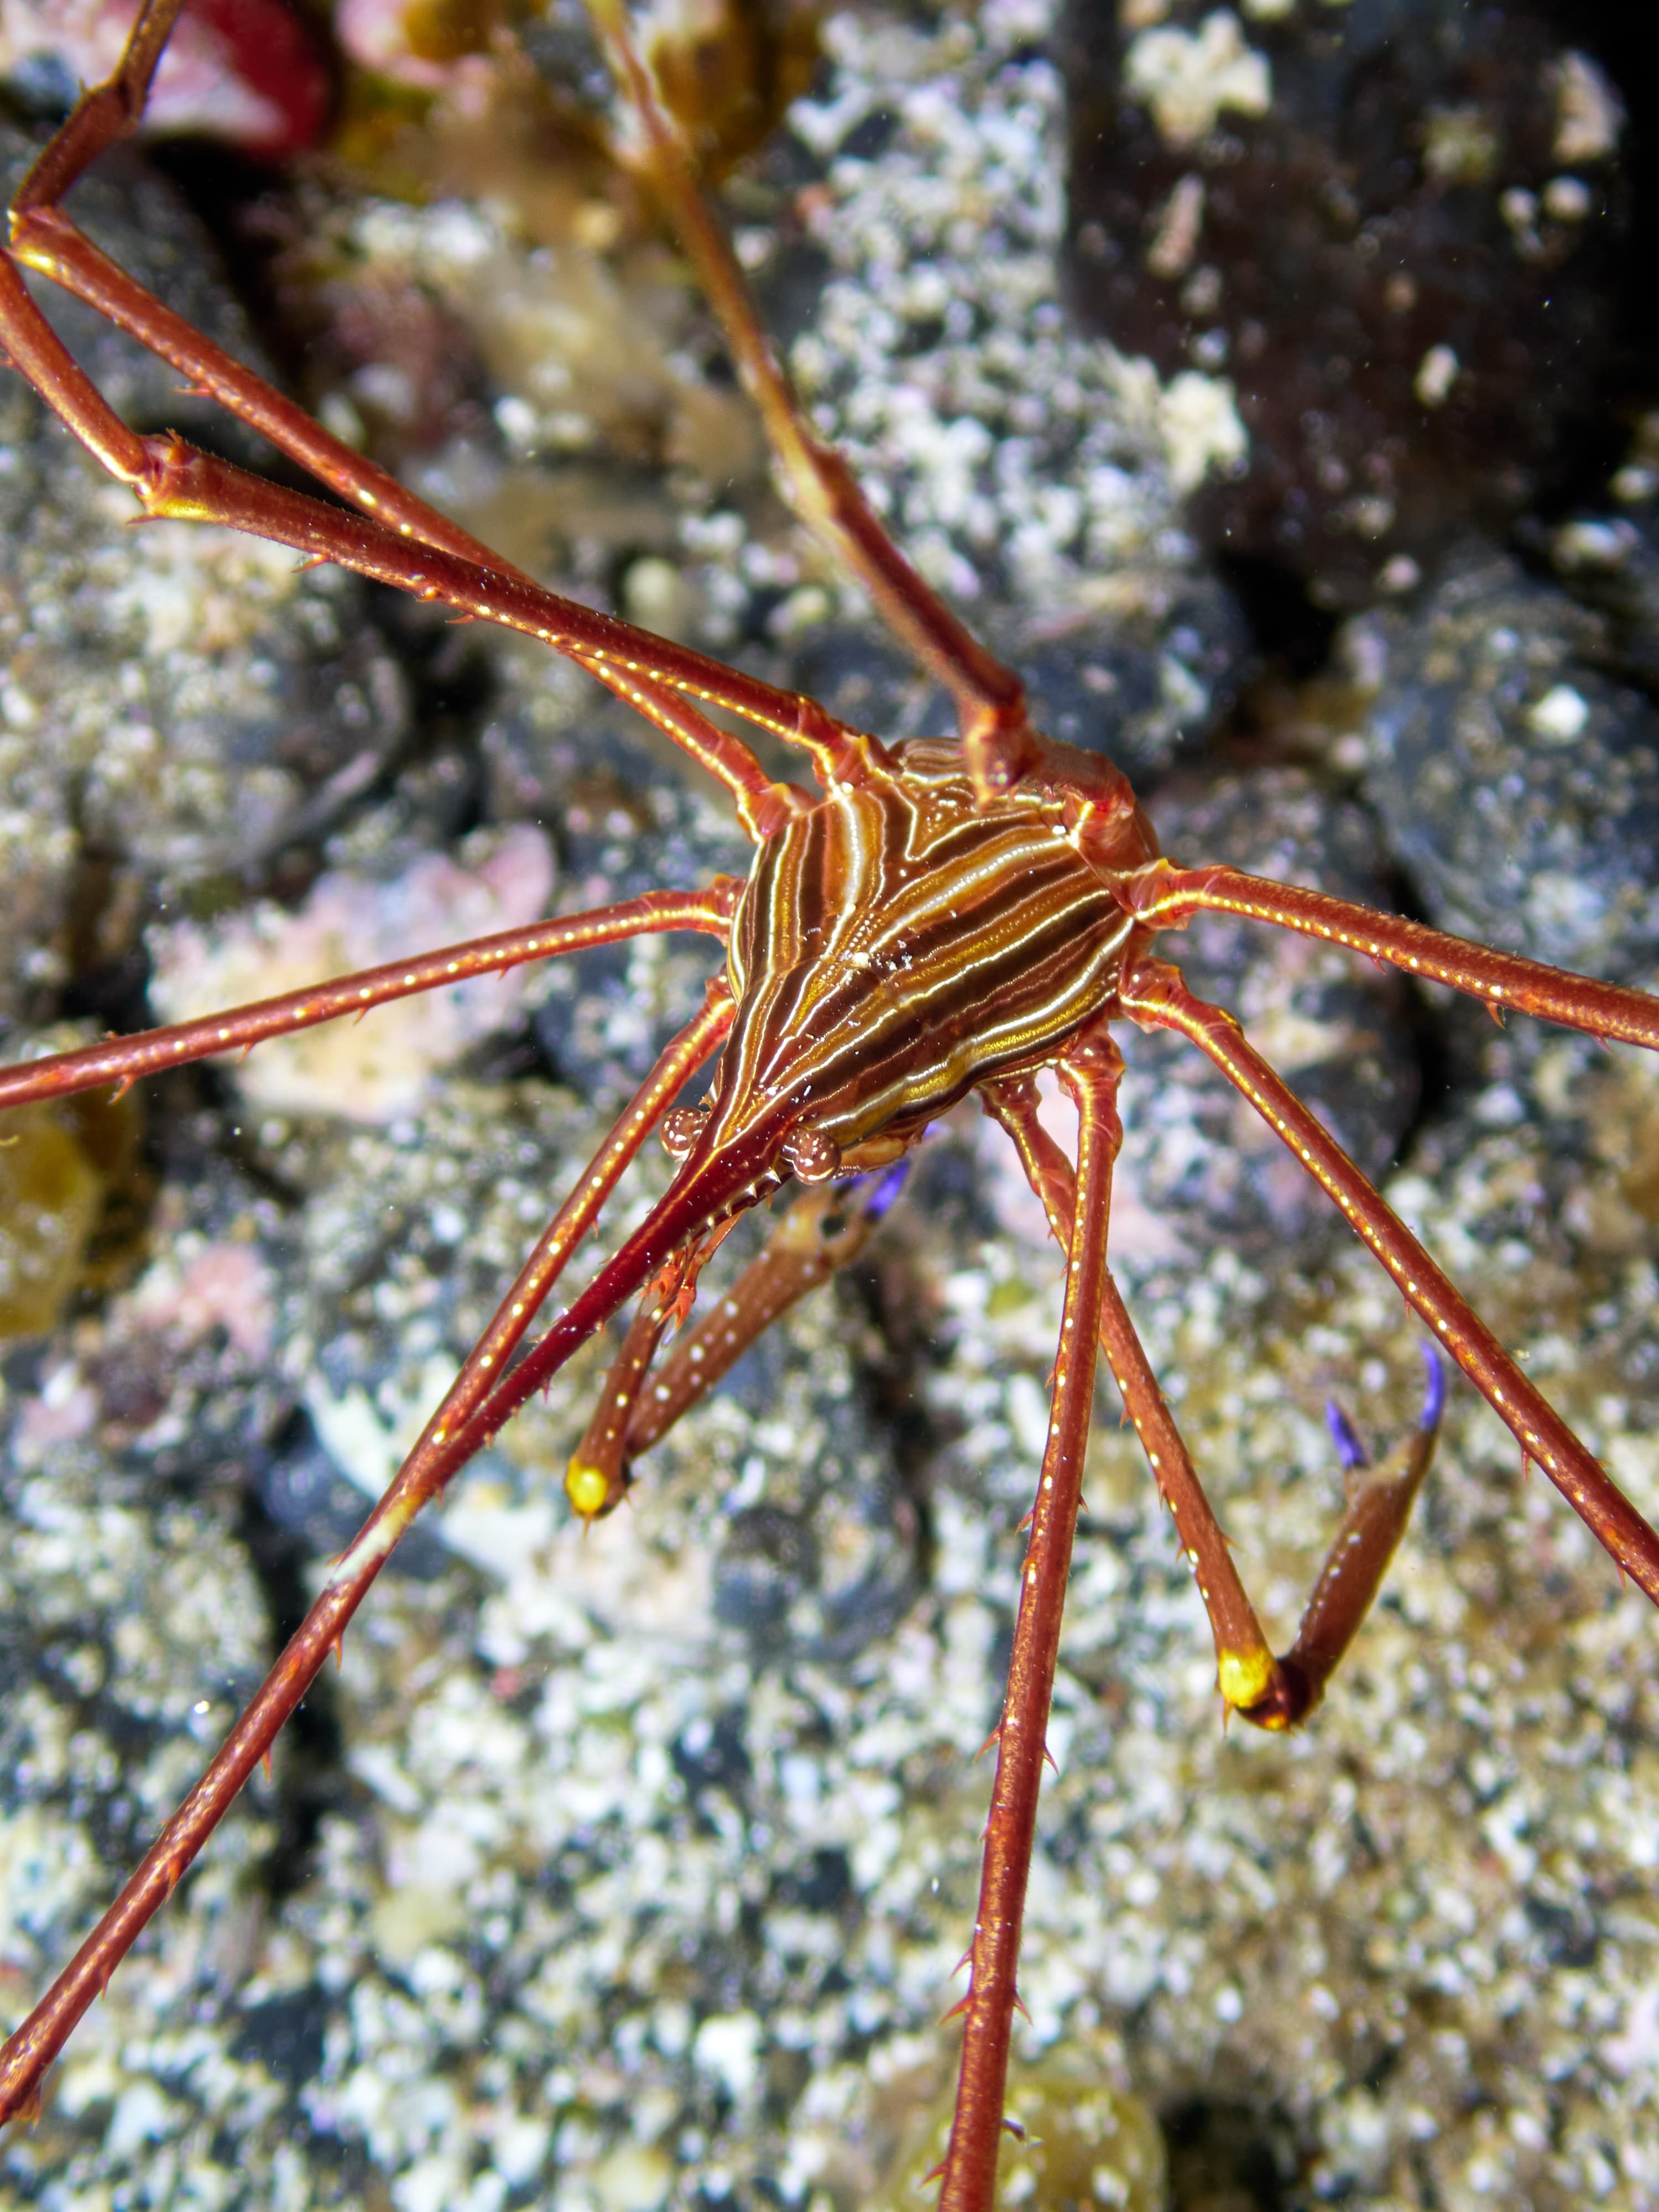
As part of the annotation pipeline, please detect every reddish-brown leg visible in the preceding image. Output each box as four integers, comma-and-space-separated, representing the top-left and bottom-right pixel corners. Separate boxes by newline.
0, 232, 851, 802
566, 1276, 682, 1520
2, 22, 875, 811
580, 0, 1150, 853
624, 1162, 909, 1463
983, 1073, 1442, 1725
1123, 862, 1659, 1049
1120, 954, 1659, 1607
8, 1, 181, 234
0, 983, 735, 2122
0, 885, 736, 1110
7, 2, 520, 580
581, 0, 1036, 791
936, 1029, 1121, 2212
565, 1161, 911, 1516
7, 0, 1147, 841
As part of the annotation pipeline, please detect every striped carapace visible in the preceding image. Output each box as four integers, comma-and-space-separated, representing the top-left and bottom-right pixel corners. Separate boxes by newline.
3, 3, 1659, 2206
706, 740, 1152, 1175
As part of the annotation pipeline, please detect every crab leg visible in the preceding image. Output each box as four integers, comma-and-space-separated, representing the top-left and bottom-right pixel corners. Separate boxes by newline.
0, 884, 738, 1110
8, 0, 523, 579
1, 14, 872, 817
938, 1027, 1121, 2212
624, 1163, 909, 1460
9, 193, 825, 819
0, 982, 734, 2123
7, 0, 182, 227
582, 0, 1038, 796
0, 241, 849, 815
566, 1161, 911, 1516
581, 2, 1141, 844
983, 1072, 1441, 1724
1124, 861, 1659, 1050
566, 1276, 683, 1521
1120, 955, 1659, 1606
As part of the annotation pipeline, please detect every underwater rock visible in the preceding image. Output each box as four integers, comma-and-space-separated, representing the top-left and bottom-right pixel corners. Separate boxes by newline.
1063, 0, 1629, 606
1360, 547, 1659, 980
0, 123, 408, 1022
1111, 765, 1418, 1275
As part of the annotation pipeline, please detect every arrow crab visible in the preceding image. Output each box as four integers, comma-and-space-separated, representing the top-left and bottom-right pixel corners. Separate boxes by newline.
3, 3, 1659, 2206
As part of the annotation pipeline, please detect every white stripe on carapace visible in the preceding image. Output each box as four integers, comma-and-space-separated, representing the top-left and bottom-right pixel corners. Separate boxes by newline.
710, 748, 1129, 1161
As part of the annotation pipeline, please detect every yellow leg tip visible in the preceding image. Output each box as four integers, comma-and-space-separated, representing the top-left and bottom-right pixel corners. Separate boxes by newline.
1216, 1646, 1277, 1714
565, 1459, 613, 1521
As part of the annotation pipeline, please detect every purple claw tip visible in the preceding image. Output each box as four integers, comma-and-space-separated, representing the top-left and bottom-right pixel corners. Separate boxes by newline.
1325, 1399, 1367, 1472
1419, 1344, 1446, 1431
855, 1159, 911, 1223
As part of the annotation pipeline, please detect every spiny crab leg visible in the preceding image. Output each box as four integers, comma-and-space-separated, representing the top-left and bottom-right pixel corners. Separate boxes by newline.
0, 885, 738, 1111
8, 0, 536, 583
9, 0, 181, 233
567, 1162, 911, 1517
581, 0, 1037, 796
584, 0, 1163, 868
980, 1070, 1280, 1706
1120, 955, 1659, 1606
939, 1028, 1122, 2212
1124, 860, 1659, 1048
9, 0, 865, 822
566, 1275, 683, 1520
982, 1073, 1443, 1726
624, 1163, 911, 1465
0, 245, 857, 799
0, 984, 734, 2125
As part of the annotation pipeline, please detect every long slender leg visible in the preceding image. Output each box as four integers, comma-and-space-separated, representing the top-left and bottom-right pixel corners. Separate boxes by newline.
1121, 861, 1659, 1049
938, 1029, 1121, 2212
0, 982, 734, 2123
0, 884, 736, 1112
984, 1077, 1447, 1719
8, 2, 1119, 816
563, 1208, 745, 1516
1120, 954, 1659, 1608
0, 286, 844, 817
582, 0, 1036, 792
7, 0, 184, 228
625, 1162, 909, 1462
981, 1074, 1441, 1724
8, 220, 819, 815
565, 1275, 681, 1520
566, 1161, 911, 1516
8, 0, 528, 581
0, 240, 844, 808
3, 14, 880, 801
981, 1076, 1276, 1707
585, 1, 1159, 851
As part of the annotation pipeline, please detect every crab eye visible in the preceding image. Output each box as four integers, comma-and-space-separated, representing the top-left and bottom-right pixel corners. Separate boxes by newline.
781, 1128, 842, 1183
660, 1106, 709, 1159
